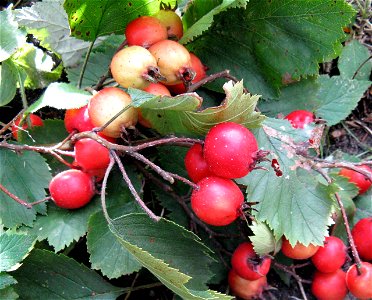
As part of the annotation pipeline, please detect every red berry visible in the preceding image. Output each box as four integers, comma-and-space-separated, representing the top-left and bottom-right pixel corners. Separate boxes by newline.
184, 143, 215, 183
148, 40, 193, 85
284, 110, 314, 129
153, 9, 183, 40
228, 269, 267, 300
88, 87, 138, 138
64, 105, 93, 133
203, 122, 258, 179
352, 217, 372, 261
191, 176, 244, 226
168, 53, 207, 94
49, 169, 95, 209
12, 114, 43, 140
231, 242, 271, 280
281, 238, 320, 260
339, 165, 372, 195
125, 16, 167, 48
143, 82, 171, 96
311, 236, 347, 273
311, 269, 348, 300
346, 262, 372, 299
74, 138, 110, 172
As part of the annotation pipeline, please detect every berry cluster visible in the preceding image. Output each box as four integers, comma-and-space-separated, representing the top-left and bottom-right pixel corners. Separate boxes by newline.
184, 122, 260, 226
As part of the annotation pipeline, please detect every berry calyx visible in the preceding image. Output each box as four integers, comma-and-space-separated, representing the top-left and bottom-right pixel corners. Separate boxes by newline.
311, 236, 347, 273
311, 269, 348, 300
281, 238, 320, 260
203, 122, 259, 179
346, 262, 372, 299
110, 46, 165, 89
284, 110, 315, 129
49, 169, 95, 209
125, 16, 168, 48
191, 176, 244, 226
338, 165, 372, 195
352, 217, 372, 261
184, 143, 215, 183
228, 269, 267, 300
12, 114, 44, 140
88, 87, 138, 138
148, 40, 194, 85
231, 242, 271, 281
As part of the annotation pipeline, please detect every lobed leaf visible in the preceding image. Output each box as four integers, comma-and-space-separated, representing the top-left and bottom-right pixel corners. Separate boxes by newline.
12, 249, 124, 299
0, 233, 36, 272
63, 0, 177, 41
0, 8, 26, 62
238, 118, 334, 245
0, 273, 17, 290
249, 221, 282, 255
130, 80, 265, 136
26, 82, 91, 113
0, 149, 50, 228
187, 0, 355, 97
110, 213, 231, 299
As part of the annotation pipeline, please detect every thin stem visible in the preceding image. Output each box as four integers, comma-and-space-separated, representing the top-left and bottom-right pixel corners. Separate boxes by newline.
124, 272, 140, 300
112, 151, 160, 221
0, 108, 26, 135
314, 167, 363, 271
78, 40, 96, 89
101, 152, 116, 223
0, 183, 32, 208
341, 121, 372, 152
352, 55, 372, 79
17, 71, 29, 114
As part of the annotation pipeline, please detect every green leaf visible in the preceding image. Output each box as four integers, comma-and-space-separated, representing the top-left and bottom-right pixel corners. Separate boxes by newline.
249, 221, 282, 255
0, 286, 18, 300
237, 118, 333, 245
67, 35, 122, 87
15, 0, 99, 67
63, 0, 176, 41
338, 40, 372, 80
12, 249, 124, 299
110, 214, 231, 299
180, 0, 248, 44
354, 189, 372, 221
0, 149, 50, 228
18, 119, 69, 145
24, 198, 101, 252
131, 80, 265, 136
187, 0, 355, 97
26, 82, 91, 113
11, 43, 62, 89
258, 75, 370, 126
0, 7, 26, 62
0, 59, 18, 107
0, 233, 36, 272
0, 273, 17, 290
315, 76, 370, 126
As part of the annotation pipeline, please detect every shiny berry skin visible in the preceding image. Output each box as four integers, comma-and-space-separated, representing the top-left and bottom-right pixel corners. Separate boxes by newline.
125, 16, 167, 48
311, 269, 348, 300
203, 122, 258, 179
284, 110, 315, 129
110, 46, 160, 89
74, 138, 110, 172
352, 217, 372, 261
346, 262, 372, 299
281, 238, 319, 260
339, 165, 372, 195
311, 236, 347, 273
153, 9, 183, 40
64, 105, 93, 133
88, 87, 138, 138
231, 242, 271, 280
12, 114, 43, 140
184, 143, 215, 183
168, 53, 207, 94
49, 169, 95, 209
191, 176, 244, 226
228, 269, 267, 300
148, 40, 193, 85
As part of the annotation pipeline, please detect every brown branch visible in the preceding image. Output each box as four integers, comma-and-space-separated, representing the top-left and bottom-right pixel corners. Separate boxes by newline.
0, 183, 32, 208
